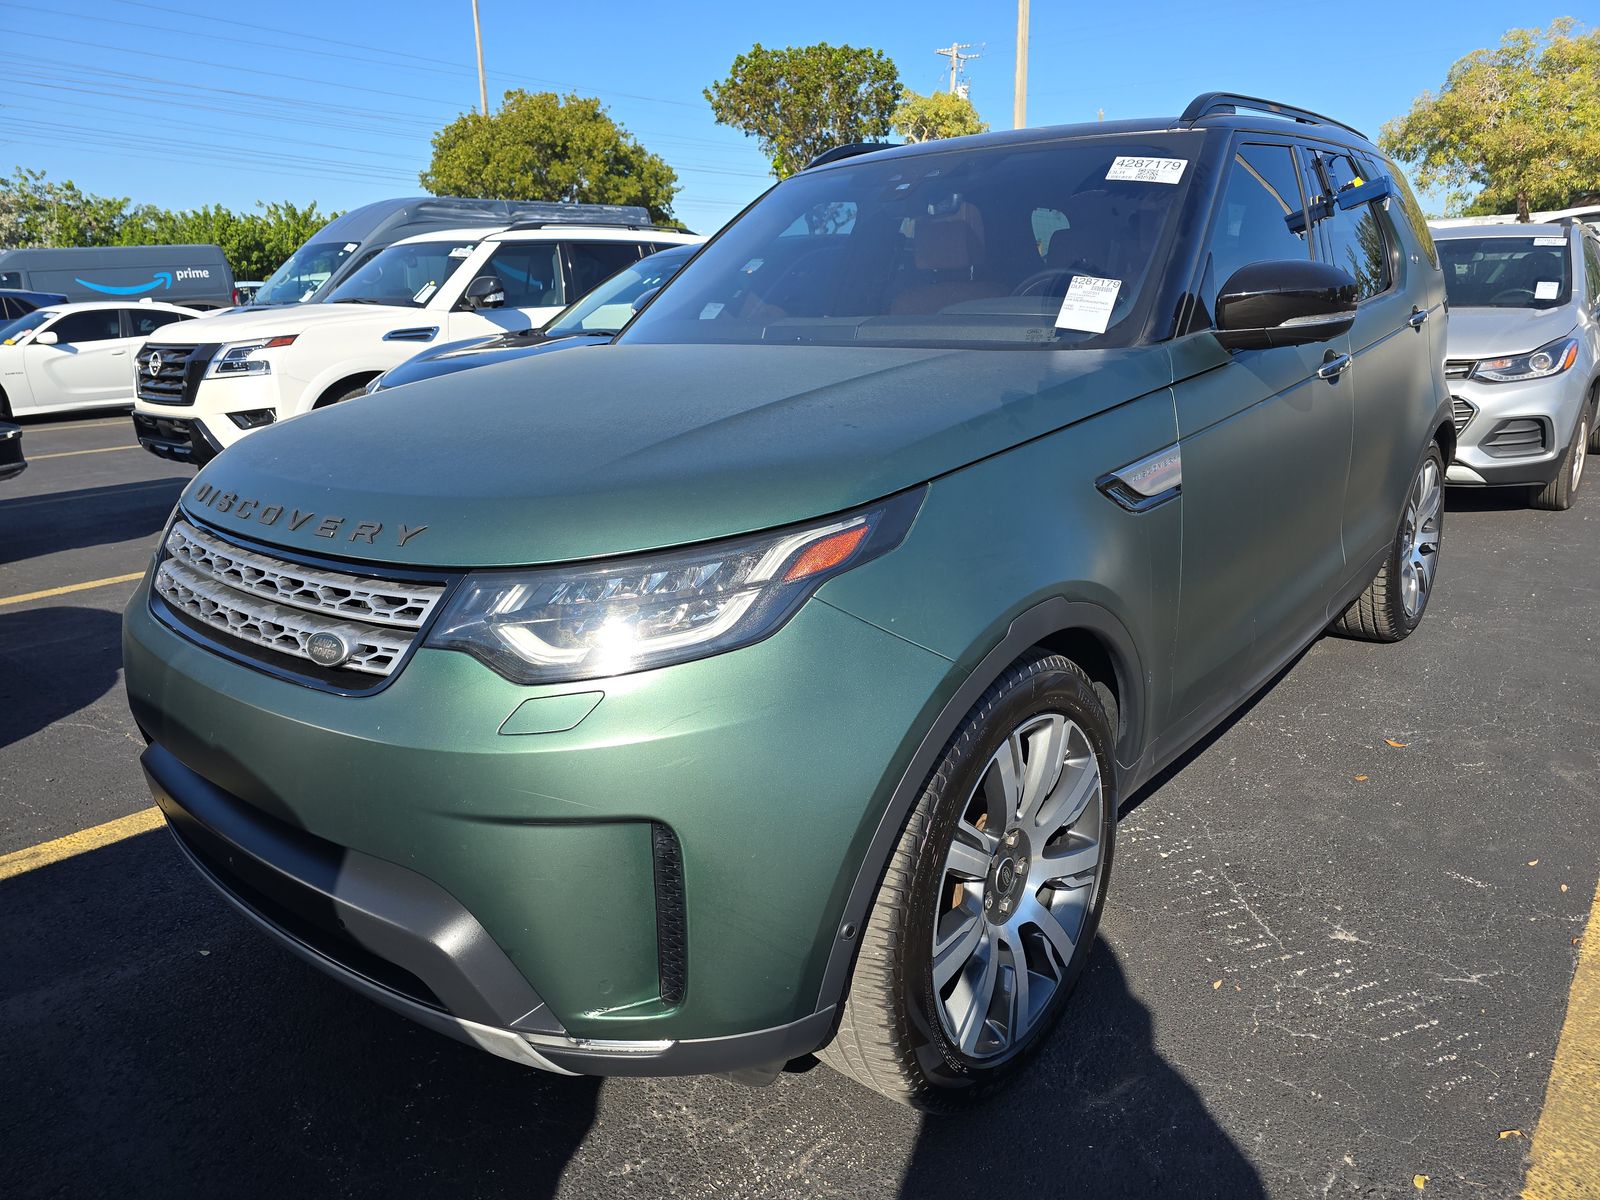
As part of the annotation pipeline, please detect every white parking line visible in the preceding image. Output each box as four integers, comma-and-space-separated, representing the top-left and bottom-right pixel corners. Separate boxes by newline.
30, 445, 140, 461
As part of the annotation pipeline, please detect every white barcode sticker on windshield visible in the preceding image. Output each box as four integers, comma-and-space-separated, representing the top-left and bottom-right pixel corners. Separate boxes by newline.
448, 245, 474, 258
1106, 156, 1187, 184
1534, 237, 1566, 246
1056, 275, 1122, 333
699, 302, 725, 320
1535, 281, 1559, 299
343, 242, 359, 252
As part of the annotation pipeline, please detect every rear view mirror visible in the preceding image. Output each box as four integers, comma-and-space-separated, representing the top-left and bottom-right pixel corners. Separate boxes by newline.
1215, 260, 1357, 351
462, 275, 506, 310
33, 330, 58, 346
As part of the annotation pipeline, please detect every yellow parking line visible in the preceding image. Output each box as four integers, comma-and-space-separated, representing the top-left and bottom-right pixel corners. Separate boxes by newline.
0, 807, 163, 882
29, 417, 129, 431
0, 571, 145, 608
1524, 875, 1600, 1199
29, 445, 139, 461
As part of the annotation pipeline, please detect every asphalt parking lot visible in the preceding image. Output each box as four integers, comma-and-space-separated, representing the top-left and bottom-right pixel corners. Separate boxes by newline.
2, 412, 1597, 1199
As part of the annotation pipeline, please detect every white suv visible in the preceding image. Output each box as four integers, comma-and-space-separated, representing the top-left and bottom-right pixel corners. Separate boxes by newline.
132, 218, 698, 463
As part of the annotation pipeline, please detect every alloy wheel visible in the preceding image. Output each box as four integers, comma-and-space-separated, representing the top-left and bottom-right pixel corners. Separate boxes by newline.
932, 713, 1103, 1060
1400, 456, 1442, 619
1574, 418, 1588, 493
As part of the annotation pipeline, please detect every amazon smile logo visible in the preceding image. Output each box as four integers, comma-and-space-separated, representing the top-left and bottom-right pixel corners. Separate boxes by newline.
75, 267, 211, 296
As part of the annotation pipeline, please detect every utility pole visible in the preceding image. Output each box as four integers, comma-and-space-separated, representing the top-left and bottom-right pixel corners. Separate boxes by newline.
934, 42, 981, 95
472, 0, 488, 116
1013, 0, 1029, 129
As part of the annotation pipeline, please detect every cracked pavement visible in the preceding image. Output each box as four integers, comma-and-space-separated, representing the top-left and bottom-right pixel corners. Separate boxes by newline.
2, 415, 1597, 1198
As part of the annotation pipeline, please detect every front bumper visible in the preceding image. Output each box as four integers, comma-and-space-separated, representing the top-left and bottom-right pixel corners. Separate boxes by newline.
124, 573, 952, 1074
132, 411, 225, 466
1446, 368, 1591, 486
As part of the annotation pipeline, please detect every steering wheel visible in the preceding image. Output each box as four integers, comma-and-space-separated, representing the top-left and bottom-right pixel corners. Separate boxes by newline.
1011, 267, 1087, 298
1489, 287, 1537, 305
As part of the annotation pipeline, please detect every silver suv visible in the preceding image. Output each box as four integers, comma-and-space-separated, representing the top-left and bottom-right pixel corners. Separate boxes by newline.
1433, 222, 1600, 509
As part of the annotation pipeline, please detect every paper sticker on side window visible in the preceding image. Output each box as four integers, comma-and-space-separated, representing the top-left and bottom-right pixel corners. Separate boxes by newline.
1056, 275, 1122, 333
1106, 156, 1187, 184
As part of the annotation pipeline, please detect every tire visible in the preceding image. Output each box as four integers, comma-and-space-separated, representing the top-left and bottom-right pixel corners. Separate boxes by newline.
1332, 442, 1444, 642
819, 653, 1116, 1110
0, 388, 11, 421
313, 381, 371, 409
1532, 407, 1589, 511
1587, 392, 1599, 455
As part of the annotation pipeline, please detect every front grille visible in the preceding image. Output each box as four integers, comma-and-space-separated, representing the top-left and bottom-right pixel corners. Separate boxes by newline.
1451, 395, 1476, 434
136, 343, 218, 406
151, 519, 448, 683
1444, 360, 1474, 380
1481, 418, 1547, 458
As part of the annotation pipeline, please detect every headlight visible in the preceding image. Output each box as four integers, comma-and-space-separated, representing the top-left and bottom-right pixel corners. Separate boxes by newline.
426, 488, 925, 684
209, 335, 297, 378
1471, 337, 1580, 383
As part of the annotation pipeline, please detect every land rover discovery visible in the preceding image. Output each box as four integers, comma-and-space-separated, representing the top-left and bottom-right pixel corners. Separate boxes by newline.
124, 94, 1452, 1109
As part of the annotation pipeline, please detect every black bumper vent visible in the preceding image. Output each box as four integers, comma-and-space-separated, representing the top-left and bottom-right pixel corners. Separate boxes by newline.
651, 823, 687, 1006
1450, 396, 1475, 434
1482, 418, 1547, 458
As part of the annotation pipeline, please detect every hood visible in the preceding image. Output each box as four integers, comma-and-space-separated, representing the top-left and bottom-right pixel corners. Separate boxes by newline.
1443, 305, 1577, 362
158, 302, 411, 343
377, 332, 605, 391
182, 343, 1173, 568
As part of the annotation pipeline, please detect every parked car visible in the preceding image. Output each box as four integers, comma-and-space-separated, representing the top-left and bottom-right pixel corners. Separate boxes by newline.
0, 422, 24, 481
0, 288, 67, 320
0, 245, 234, 310
249, 197, 686, 308
369, 242, 698, 393
124, 93, 1452, 1109
232, 281, 265, 307
1431, 222, 1599, 509
130, 213, 698, 465
0, 301, 199, 418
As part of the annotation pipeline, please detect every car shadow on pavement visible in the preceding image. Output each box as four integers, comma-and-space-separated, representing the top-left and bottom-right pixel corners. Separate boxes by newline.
0, 830, 601, 1200
1443, 485, 1539, 513
896, 944, 1265, 1199
0, 605, 125, 751
0, 476, 184, 565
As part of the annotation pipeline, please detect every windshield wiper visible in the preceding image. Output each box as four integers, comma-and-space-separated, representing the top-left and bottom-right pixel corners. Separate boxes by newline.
329, 297, 394, 306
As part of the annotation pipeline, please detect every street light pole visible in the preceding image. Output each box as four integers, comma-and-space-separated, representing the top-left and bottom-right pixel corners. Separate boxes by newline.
472, 0, 488, 116
1013, 0, 1029, 129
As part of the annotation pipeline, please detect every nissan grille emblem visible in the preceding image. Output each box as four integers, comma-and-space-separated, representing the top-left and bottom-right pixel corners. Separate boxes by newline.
305, 631, 353, 669
147, 352, 163, 377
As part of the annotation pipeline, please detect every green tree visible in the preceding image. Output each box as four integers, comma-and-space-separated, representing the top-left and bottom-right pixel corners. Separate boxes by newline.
118, 201, 335, 279
0, 167, 129, 248
1381, 19, 1600, 220
420, 90, 678, 223
891, 89, 988, 143
706, 43, 902, 178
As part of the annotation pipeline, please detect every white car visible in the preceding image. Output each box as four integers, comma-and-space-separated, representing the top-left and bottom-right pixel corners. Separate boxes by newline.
131, 217, 699, 464
0, 301, 198, 418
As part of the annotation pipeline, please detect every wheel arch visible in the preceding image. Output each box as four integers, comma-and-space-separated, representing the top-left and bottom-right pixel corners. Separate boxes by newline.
812, 596, 1146, 1025
313, 372, 381, 409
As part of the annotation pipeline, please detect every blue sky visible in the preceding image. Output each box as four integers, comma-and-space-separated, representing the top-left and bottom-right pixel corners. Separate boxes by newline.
0, 0, 1579, 236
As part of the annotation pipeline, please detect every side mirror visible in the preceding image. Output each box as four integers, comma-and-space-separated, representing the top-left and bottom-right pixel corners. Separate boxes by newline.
33, 330, 58, 346
1215, 260, 1357, 351
461, 275, 505, 310
631, 286, 661, 313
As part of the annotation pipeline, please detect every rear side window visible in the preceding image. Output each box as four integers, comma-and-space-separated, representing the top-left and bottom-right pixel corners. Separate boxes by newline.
124, 308, 187, 337
1200, 143, 1311, 323
49, 309, 122, 343
1383, 159, 1438, 269
566, 241, 646, 301
1306, 149, 1391, 301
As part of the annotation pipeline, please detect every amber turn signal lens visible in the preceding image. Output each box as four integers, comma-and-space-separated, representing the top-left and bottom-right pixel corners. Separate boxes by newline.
784, 525, 869, 582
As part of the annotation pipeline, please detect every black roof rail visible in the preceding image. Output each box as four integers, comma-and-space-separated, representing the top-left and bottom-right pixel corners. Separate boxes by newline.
1180, 92, 1365, 140
805, 142, 898, 170
502, 221, 679, 233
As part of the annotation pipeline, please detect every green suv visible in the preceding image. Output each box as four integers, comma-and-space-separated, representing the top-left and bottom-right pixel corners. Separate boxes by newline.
124, 93, 1452, 1109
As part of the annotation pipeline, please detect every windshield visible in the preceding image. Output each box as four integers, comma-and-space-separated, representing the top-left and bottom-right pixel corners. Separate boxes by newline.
254, 240, 359, 305
622, 135, 1197, 350
324, 239, 478, 308
1437, 236, 1573, 309
546, 247, 694, 337
0, 309, 55, 344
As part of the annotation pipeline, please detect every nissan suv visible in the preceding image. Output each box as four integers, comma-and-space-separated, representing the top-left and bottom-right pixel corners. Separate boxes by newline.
124, 94, 1452, 1110
1432, 221, 1600, 509
129, 211, 699, 465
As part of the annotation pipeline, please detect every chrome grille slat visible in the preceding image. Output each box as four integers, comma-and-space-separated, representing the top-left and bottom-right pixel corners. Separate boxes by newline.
155, 557, 409, 677
136, 343, 212, 406
167, 520, 443, 629
1444, 360, 1474, 380
1451, 395, 1476, 434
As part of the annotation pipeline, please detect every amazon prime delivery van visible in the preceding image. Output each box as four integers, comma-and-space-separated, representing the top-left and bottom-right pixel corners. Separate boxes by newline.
0, 245, 234, 309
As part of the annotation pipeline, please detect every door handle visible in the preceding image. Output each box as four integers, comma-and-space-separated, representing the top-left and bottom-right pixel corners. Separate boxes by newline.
111, 349, 127, 356
1407, 306, 1428, 330
1316, 352, 1351, 381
